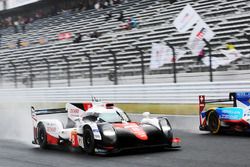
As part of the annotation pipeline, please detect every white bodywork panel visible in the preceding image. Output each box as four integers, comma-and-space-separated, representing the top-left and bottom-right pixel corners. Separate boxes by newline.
141, 117, 161, 130
66, 103, 85, 121
39, 119, 64, 138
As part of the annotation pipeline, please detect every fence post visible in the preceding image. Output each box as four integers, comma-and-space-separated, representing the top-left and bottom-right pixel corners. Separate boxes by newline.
85, 52, 93, 86
9, 61, 17, 88
203, 39, 213, 82
43, 58, 51, 87
136, 46, 145, 84
63, 56, 71, 87
109, 49, 118, 85
166, 42, 177, 83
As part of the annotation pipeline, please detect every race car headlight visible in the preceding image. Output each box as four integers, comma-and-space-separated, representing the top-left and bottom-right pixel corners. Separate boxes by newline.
159, 119, 171, 132
103, 127, 116, 137
101, 124, 117, 144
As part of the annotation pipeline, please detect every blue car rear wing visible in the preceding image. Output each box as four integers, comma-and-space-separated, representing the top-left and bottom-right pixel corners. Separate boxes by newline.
230, 92, 250, 108
199, 92, 250, 107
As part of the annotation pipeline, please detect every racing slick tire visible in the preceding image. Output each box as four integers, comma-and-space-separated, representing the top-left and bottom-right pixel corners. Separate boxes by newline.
207, 110, 221, 134
37, 123, 48, 149
83, 126, 96, 155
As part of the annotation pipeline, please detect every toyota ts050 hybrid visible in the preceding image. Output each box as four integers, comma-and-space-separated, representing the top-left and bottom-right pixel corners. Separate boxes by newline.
199, 92, 250, 134
31, 100, 180, 154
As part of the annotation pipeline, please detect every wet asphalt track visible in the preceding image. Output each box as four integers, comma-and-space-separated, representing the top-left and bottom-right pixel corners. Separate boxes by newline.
0, 115, 249, 167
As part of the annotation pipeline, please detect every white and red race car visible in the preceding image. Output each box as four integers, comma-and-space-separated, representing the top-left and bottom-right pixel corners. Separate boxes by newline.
31, 100, 180, 154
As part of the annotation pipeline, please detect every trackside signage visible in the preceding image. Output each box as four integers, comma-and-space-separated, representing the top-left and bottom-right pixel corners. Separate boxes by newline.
173, 4, 201, 33
187, 20, 215, 56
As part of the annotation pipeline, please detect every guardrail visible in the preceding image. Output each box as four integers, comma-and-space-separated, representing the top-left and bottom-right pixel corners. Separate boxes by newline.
0, 81, 249, 103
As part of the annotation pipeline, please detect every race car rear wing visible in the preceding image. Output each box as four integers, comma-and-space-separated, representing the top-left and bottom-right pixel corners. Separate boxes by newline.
198, 92, 248, 112
31, 106, 67, 115
199, 94, 232, 114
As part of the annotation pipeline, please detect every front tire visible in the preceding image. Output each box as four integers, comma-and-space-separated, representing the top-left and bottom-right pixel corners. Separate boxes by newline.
37, 123, 48, 149
83, 127, 95, 155
207, 110, 221, 134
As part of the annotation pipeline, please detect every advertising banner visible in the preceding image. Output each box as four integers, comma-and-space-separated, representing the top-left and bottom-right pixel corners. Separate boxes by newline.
150, 43, 172, 69
187, 20, 215, 56
221, 49, 243, 62
202, 56, 230, 69
173, 4, 201, 33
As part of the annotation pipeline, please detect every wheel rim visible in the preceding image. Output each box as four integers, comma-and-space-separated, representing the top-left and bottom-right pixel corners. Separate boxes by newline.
211, 114, 217, 130
40, 131, 44, 141
85, 132, 91, 148
209, 112, 220, 133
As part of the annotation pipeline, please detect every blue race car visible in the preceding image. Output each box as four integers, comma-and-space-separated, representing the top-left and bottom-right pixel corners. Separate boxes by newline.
199, 92, 250, 134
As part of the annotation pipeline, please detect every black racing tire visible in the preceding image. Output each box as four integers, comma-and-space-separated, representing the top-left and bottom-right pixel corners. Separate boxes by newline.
37, 123, 48, 149
83, 126, 95, 155
207, 110, 221, 134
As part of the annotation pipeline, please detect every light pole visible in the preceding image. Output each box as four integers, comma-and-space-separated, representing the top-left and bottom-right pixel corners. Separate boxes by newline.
109, 49, 118, 85
203, 39, 213, 82
166, 42, 177, 83
136, 46, 145, 84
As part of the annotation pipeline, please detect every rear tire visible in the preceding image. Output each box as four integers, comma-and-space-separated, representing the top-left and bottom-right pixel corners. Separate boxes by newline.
37, 123, 48, 149
208, 110, 221, 134
83, 127, 95, 155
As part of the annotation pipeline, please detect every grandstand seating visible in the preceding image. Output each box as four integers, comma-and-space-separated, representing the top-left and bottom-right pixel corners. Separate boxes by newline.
0, 0, 250, 88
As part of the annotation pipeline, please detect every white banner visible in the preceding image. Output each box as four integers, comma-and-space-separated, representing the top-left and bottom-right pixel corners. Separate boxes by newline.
221, 49, 243, 62
150, 43, 172, 69
173, 4, 201, 33
7, 0, 39, 9
202, 56, 230, 69
187, 20, 215, 56
202, 48, 243, 69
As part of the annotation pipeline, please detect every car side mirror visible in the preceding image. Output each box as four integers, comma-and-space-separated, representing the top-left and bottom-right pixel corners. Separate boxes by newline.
142, 112, 150, 118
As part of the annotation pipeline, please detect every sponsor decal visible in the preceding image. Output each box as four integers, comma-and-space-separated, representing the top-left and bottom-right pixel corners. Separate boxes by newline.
217, 108, 243, 120
70, 109, 79, 113
69, 108, 79, 117
91, 124, 102, 140
113, 123, 148, 141
47, 127, 57, 133
71, 130, 79, 147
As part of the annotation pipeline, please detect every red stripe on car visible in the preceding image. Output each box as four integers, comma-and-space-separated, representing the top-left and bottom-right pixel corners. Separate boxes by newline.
113, 122, 148, 141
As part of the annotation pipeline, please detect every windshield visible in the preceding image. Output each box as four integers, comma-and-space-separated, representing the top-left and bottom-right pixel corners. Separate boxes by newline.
98, 111, 130, 123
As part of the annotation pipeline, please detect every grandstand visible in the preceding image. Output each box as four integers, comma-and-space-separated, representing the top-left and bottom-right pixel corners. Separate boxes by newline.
0, 0, 250, 88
